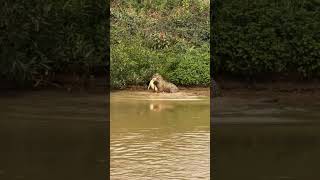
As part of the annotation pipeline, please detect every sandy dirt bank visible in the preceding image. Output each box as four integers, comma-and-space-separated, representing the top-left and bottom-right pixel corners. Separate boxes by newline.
112, 86, 210, 98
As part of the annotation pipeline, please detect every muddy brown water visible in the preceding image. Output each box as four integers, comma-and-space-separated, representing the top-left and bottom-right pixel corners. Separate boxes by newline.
110, 91, 210, 179
0, 91, 108, 180
212, 95, 320, 180
2, 89, 320, 180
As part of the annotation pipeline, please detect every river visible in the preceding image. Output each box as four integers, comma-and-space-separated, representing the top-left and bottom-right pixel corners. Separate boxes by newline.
110, 91, 210, 179
0, 91, 108, 180
2, 90, 318, 179
212, 95, 320, 180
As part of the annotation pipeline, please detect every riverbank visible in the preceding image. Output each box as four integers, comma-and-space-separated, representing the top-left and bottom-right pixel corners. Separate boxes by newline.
2, 78, 320, 104
215, 79, 320, 106
111, 86, 210, 99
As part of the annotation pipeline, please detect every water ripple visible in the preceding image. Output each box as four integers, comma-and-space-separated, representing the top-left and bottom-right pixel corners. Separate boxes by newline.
111, 130, 210, 180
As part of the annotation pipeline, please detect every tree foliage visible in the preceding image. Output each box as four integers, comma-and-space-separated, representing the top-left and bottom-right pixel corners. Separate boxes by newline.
213, 0, 320, 79
0, 0, 108, 87
111, 0, 210, 89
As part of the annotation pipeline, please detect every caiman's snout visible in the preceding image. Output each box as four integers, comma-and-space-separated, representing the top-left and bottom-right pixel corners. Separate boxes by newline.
148, 78, 158, 92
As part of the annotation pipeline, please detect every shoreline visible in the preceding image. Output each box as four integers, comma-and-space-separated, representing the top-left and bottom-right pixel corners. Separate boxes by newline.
217, 79, 320, 93
111, 86, 211, 97
213, 80, 320, 106
1, 78, 320, 100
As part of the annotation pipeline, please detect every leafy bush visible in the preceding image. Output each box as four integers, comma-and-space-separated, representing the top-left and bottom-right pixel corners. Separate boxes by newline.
111, 38, 164, 89
168, 45, 210, 86
0, 0, 107, 87
110, 0, 210, 88
212, 0, 320, 79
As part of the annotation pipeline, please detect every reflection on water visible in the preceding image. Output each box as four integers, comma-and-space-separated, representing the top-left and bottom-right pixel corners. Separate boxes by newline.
212, 97, 320, 180
0, 91, 108, 180
111, 92, 210, 179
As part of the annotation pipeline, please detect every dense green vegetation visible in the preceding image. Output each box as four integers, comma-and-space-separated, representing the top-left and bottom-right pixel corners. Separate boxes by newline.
213, 0, 320, 80
0, 0, 107, 88
3, 0, 319, 90
110, 0, 210, 89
